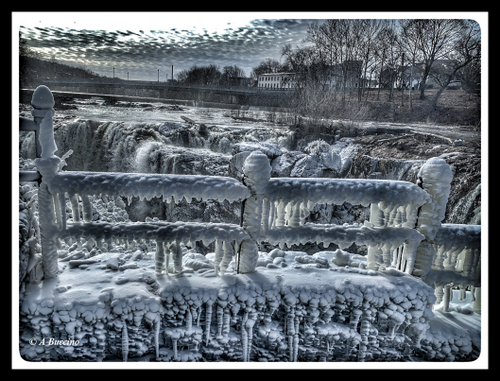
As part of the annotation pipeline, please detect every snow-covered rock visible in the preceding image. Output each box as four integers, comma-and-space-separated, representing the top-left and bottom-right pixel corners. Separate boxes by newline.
232, 141, 282, 159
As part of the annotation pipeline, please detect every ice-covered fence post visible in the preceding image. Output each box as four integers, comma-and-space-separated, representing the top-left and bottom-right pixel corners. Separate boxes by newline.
239, 151, 271, 273
412, 158, 453, 278
32, 85, 62, 279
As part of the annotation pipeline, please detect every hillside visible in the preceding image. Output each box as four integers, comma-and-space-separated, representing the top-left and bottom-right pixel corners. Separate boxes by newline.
19, 55, 105, 87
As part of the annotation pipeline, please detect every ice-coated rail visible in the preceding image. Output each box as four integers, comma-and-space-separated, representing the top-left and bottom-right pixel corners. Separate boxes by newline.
60, 221, 258, 275
264, 224, 425, 249
48, 171, 250, 203
263, 177, 430, 208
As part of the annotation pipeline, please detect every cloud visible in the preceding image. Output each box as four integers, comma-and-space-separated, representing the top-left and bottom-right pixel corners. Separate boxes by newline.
19, 18, 323, 81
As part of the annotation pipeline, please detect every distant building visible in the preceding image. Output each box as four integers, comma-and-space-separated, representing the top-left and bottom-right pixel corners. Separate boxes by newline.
257, 73, 296, 90
321, 60, 363, 89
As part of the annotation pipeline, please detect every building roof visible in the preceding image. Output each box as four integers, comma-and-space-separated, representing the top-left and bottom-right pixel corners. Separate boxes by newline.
259, 72, 295, 76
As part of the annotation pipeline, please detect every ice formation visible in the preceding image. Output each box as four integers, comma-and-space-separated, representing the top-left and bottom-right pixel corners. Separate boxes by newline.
18, 86, 482, 363
21, 246, 444, 362
48, 171, 250, 206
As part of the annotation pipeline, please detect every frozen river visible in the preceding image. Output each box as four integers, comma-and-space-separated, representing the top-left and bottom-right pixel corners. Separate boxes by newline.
48, 97, 479, 141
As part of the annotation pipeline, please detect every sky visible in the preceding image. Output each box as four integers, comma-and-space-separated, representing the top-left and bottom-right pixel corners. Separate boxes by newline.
15, 12, 328, 81
14, 12, 488, 82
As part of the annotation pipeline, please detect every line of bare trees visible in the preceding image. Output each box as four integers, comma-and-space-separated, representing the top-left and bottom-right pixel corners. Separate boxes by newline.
176, 64, 246, 87
253, 19, 481, 120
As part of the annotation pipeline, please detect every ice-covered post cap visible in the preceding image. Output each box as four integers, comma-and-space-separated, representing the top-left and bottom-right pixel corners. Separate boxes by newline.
31, 85, 58, 161
418, 157, 453, 185
416, 157, 453, 240
32, 86, 60, 179
31, 85, 55, 110
242, 151, 271, 195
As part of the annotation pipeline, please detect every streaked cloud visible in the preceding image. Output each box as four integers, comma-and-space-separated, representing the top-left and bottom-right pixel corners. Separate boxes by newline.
18, 14, 323, 81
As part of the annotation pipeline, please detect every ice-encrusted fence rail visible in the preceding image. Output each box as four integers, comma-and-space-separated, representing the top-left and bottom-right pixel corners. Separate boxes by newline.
20, 86, 481, 361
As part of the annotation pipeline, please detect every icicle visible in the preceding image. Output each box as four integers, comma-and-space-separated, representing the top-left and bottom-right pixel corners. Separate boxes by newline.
307, 200, 315, 211
185, 309, 192, 331
223, 307, 230, 337
387, 322, 397, 341
350, 309, 362, 331
286, 307, 295, 362
276, 200, 286, 227
106, 238, 113, 252
172, 338, 178, 359
394, 246, 403, 270
442, 284, 452, 312
380, 243, 393, 271
53, 193, 62, 229
171, 242, 183, 273
155, 240, 165, 275
122, 318, 129, 362
219, 241, 234, 274
357, 317, 371, 362
293, 316, 300, 362
434, 283, 444, 306
246, 311, 257, 362
196, 305, 201, 327
284, 202, 293, 226
386, 206, 399, 226
299, 201, 306, 225
69, 194, 80, 223
369, 202, 386, 228
163, 242, 170, 274
154, 318, 160, 359
214, 240, 223, 276
216, 304, 224, 337
401, 240, 419, 274
241, 310, 249, 362
269, 200, 276, 229
261, 198, 270, 236
394, 207, 404, 227
81, 193, 93, 223
288, 200, 301, 227
205, 301, 213, 346
404, 203, 417, 228
432, 246, 446, 270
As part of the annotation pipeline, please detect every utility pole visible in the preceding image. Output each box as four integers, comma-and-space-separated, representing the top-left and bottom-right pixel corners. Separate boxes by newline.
113, 67, 115, 79
158, 69, 159, 83
127, 72, 129, 80
172, 65, 174, 83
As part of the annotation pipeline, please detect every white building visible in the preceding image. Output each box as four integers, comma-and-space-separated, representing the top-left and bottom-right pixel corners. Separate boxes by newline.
257, 73, 296, 90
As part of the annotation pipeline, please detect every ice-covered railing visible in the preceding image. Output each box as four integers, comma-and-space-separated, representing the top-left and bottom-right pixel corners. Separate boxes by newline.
27, 85, 257, 278
241, 151, 430, 274
240, 152, 481, 305
420, 223, 482, 313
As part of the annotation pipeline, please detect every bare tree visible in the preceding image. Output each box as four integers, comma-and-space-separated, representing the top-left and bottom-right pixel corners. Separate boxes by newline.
221, 65, 245, 87
401, 19, 470, 100
428, 20, 481, 110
